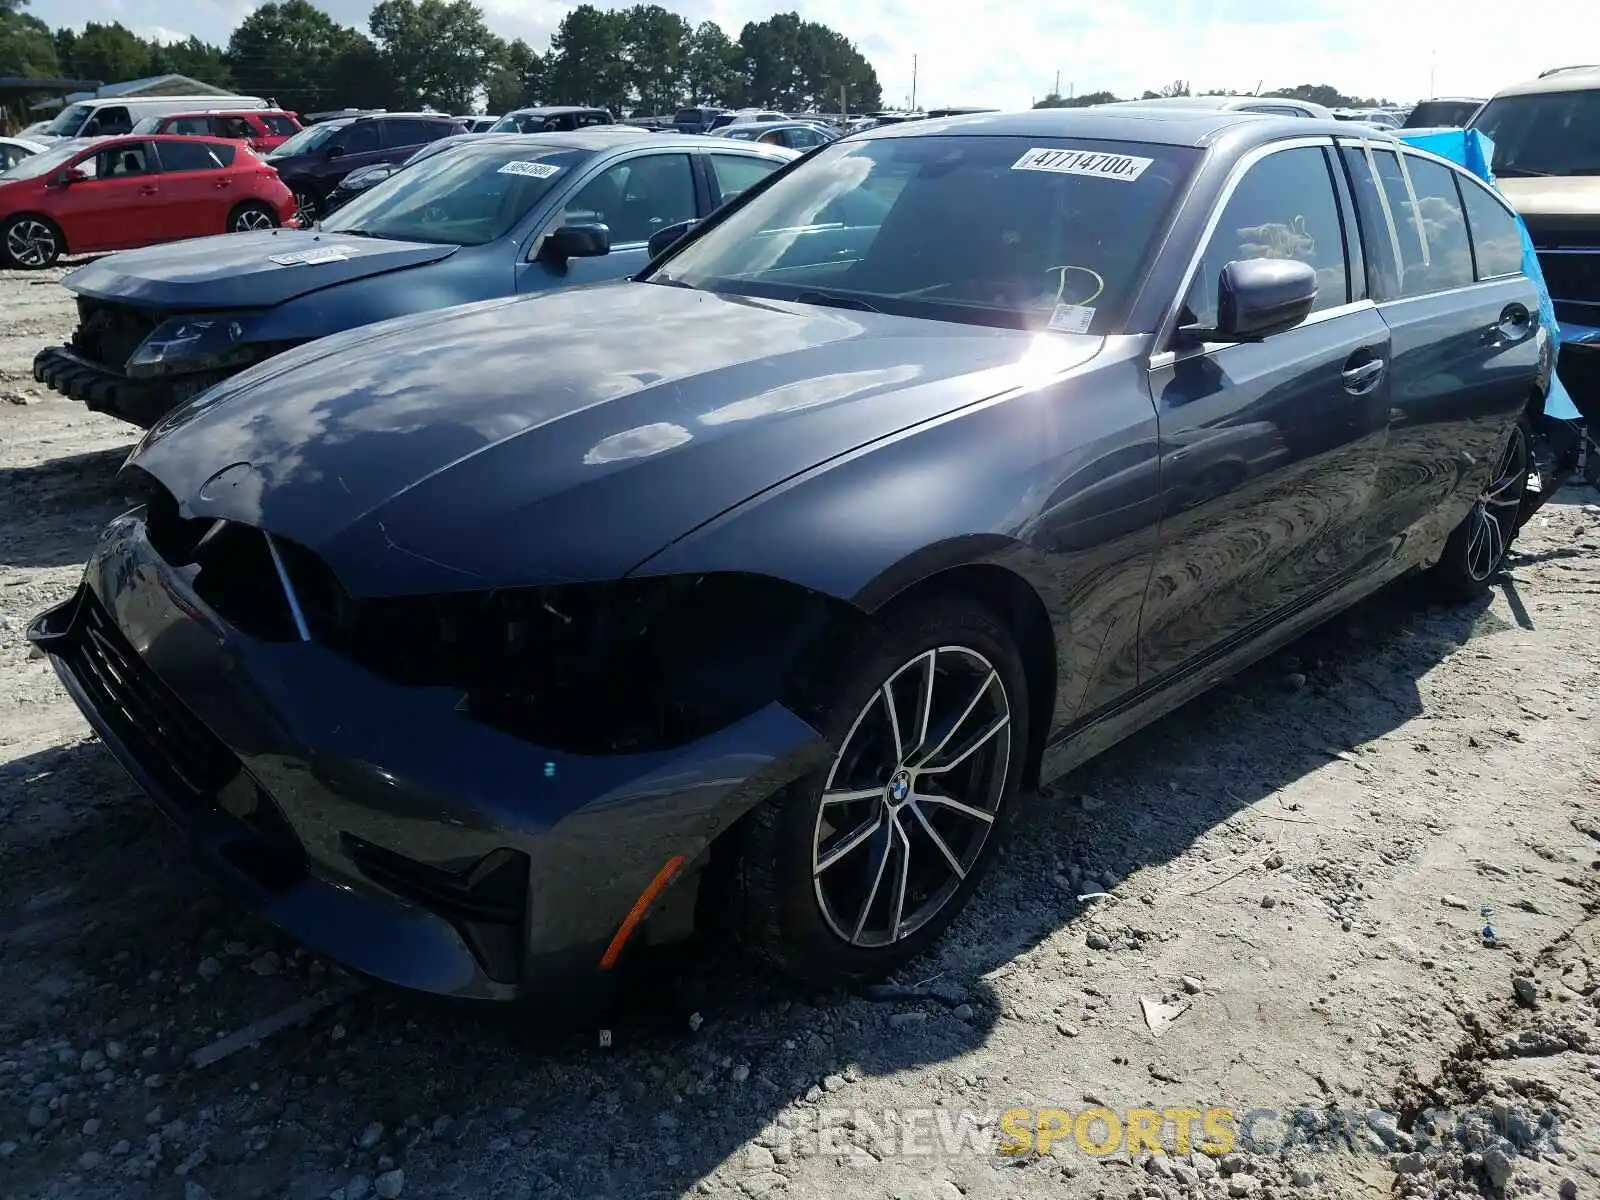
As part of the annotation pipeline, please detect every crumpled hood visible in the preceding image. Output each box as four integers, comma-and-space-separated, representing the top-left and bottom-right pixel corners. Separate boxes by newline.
64, 231, 458, 310
129, 282, 1104, 597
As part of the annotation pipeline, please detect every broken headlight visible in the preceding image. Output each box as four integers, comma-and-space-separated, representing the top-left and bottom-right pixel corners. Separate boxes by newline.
278, 550, 850, 754
125, 313, 265, 380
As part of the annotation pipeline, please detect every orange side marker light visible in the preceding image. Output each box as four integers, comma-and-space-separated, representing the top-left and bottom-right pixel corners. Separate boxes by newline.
598, 854, 686, 970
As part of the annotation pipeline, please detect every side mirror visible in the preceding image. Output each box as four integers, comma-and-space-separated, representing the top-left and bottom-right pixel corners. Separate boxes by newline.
539, 222, 611, 262
1182, 258, 1319, 344
55, 167, 89, 186
326, 145, 346, 159
647, 219, 697, 260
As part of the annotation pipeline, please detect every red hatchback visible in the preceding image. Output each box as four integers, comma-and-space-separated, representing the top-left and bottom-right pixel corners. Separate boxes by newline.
0, 135, 296, 269
133, 109, 303, 153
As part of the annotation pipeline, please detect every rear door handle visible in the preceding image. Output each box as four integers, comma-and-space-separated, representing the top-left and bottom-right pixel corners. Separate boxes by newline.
1342, 358, 1386, 393
137, 185, 158, 196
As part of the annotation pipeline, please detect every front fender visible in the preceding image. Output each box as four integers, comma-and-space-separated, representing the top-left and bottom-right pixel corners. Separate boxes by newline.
247, 265, 491, 345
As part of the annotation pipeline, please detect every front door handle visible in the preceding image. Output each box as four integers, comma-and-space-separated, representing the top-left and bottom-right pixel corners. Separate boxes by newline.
1342, 358, 1386, 393
137, 185, 158, 196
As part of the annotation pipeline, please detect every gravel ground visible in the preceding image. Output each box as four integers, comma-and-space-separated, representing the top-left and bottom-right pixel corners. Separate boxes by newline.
2, 262, 1598, 1200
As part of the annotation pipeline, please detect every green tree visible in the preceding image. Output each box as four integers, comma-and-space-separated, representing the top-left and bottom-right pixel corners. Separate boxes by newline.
683, 20, 737, 107
148, 36, 233, 87
619, 4, 690, 115
736, 13, 878, 112
0, 8, 58, 77
543, 5, 628, 112
226, 0, 374, 113
1034, 89, 1118, 109
368, 0, 503, 112
484, 37, 539, 113
62, 20, 151, 83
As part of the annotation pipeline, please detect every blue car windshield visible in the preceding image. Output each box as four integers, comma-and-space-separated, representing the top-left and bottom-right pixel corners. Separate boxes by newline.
649, 135, 1199, 334
320, 144, 593, 245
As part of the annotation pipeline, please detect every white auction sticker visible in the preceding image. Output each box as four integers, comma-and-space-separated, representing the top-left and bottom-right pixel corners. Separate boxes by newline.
1012, 147, 1153, 182
1047, 303, 1096, 334
498, 160, 561, 178
268, 246, 351, 267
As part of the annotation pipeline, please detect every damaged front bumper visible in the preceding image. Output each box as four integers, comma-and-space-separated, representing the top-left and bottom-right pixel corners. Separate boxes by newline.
28, 512, 826, 1000
33, 346, 234, 430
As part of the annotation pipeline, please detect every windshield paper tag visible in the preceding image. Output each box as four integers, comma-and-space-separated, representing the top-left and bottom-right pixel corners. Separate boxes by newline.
269, 246, 350, 267
1047, 303, 1096, 334
498, 160, 560, 178
1012, 148, 1152, 182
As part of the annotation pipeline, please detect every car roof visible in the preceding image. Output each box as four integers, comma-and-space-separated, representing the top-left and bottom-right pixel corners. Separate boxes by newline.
504, 106, 610, 117
1493, 67, 1600, 97
449, 129, 666, 152
851, 106, 1344, 148
721, 120, 827, 132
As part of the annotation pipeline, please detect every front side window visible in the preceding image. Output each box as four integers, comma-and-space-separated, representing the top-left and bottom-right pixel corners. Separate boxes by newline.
652, 135, 1198, 334
88, 143, 153, 178
339, 122, 382, 154
217, 115, 256, 139
1471, 89, 1600, 177
1458, 175, 1525, 279
85, 106, 132, 135
1181, 146, 1349, 328
561, 153, 696, 244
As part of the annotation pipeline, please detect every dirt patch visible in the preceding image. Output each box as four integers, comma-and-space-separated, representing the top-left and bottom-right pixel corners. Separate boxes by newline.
1, 262, 1597, 1200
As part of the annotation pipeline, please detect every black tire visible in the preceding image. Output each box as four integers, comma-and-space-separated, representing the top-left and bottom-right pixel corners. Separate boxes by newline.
1428, 417, 1531, 602
2, 214, 63, 269
734, 595, 1030, 987
228, 202, 279, 233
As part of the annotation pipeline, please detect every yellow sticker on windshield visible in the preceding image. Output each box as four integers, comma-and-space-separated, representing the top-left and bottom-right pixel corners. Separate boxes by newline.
1012, 148, 1152, 182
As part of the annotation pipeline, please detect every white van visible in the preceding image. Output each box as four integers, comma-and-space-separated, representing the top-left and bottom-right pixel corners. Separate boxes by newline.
33, 95, 270, 142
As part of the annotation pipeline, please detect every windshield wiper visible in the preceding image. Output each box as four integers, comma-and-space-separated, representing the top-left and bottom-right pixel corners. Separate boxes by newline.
793, 289, 881, 314
645, 276, 694, 288
1495, 165, 1556, 178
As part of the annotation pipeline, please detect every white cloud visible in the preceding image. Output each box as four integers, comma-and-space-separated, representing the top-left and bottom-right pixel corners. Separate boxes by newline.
30, 0, 1600, 109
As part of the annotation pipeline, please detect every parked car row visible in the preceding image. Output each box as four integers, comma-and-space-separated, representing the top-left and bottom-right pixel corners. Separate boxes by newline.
24, 101, 1560, 1005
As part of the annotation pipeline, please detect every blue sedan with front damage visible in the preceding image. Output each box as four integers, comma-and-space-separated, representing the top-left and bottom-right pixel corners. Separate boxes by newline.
32, 129, 794, 428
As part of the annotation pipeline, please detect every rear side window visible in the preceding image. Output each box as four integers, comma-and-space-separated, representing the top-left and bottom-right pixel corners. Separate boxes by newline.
158, 141, 235, 172
164, 116, 213, 136
1457, 176, 1525, 279
1374, 153, 1475, 295
386, 119, 449, 146
263, 114, 300, 137
710, 152, 784, 203
1182, 145, 1350, 327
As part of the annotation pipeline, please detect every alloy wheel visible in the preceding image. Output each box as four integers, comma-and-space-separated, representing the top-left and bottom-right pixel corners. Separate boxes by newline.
231, 207, 276, 232
811, 645, 1012, 949
293, 192, 317, 225
5, 219, 56, 268
1466, 423, 1530, 582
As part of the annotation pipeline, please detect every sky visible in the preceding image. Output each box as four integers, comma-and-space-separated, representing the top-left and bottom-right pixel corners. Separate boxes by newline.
29, 0, 1600, 110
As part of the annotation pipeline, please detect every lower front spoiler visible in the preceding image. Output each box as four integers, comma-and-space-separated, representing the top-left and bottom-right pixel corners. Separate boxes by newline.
26, 589, 577, 1002
33, 346, 172, 429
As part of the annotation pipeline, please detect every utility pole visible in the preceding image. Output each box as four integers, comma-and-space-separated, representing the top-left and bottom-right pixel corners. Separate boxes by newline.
1430, 48, 1437, 98
1054, 69, 1061, 97
910, 54, 918, 110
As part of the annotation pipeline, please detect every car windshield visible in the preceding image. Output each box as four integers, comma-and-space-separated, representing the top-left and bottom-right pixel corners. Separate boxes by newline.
650, 134, 1198, 334
1472, 90, 1600, 176
0, 142, 85, 181
490, 112, 567, 133
267, 122, 344, 159
42, 104, 94, 137
319, 143, 592, 245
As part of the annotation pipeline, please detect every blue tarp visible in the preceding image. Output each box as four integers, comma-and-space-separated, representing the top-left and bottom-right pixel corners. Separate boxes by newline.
1397, 127, 1583, 420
